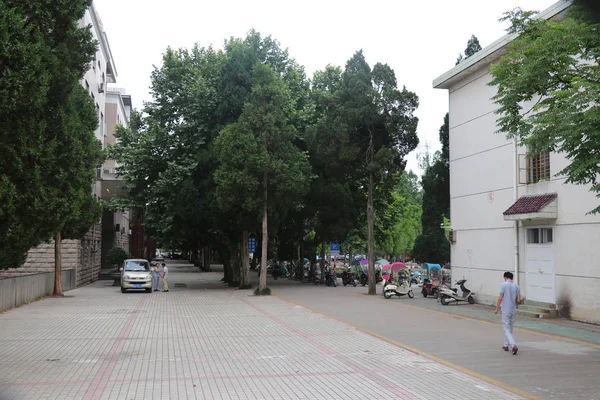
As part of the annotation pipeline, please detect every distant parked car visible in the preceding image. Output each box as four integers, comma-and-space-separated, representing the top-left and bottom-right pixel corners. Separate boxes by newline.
120, 259, 152, 293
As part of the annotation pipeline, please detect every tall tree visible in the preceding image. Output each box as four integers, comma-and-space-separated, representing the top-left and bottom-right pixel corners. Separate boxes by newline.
0, 0, 99, 271
456, 35, 482, 65
339, 51, 419, 294
413, 114, 450, 264
215, 64, 310, 292
490, 6, 600, 213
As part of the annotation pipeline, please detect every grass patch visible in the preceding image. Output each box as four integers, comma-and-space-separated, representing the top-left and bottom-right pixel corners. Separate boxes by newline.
253, 287, 271, 296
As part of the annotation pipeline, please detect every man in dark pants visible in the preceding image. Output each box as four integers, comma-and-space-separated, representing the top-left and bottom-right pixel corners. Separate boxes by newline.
494, 271, 521, 355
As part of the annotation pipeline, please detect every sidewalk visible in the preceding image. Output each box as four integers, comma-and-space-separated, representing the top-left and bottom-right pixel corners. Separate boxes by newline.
0, 262, 526, 400
265, 276, 600, 399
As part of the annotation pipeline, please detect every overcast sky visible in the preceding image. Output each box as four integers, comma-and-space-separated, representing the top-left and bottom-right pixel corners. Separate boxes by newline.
95, 0, 556, 174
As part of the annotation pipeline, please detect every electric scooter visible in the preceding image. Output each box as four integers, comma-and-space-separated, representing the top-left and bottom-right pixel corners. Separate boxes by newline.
438, 278, 475, 305
382, 275, 414, 299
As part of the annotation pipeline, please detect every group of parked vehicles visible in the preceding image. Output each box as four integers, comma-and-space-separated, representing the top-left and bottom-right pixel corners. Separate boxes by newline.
263, 258, 476, 305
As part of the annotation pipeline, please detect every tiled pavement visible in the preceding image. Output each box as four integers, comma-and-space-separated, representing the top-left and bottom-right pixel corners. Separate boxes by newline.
0, 264, 524, 400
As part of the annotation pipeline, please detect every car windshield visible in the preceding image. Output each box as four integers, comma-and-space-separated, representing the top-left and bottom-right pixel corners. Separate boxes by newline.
125, 261, 149, 271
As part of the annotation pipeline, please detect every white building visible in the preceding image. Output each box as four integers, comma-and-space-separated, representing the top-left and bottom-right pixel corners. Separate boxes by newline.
433, 0, 600, 324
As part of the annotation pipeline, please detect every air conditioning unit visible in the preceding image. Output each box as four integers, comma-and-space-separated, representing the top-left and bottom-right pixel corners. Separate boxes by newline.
103, 169, 110, 174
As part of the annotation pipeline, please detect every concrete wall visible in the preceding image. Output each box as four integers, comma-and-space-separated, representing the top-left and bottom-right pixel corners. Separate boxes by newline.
447, 64, 600, 324
0, 269, 76, 313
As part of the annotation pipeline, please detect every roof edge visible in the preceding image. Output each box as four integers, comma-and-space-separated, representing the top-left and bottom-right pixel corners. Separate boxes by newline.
433, 0, 572, 90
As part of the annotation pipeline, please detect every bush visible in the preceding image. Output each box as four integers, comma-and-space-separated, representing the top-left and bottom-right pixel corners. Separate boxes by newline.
253, 287, 271, 296
107, 247, 129, 267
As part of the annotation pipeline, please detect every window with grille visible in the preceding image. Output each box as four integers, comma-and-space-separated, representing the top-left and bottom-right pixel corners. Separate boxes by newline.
527, 151, 550, 184
526, 228, 553, 244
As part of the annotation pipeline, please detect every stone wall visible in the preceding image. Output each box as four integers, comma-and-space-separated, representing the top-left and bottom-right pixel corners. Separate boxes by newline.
21, 239, 80, 273
1, 223, 103, 287
77, 223, 102, 287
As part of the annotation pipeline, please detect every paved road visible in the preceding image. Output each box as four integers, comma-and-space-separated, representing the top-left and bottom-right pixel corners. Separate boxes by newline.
1, 262, 529, 400
261, 272, 600, 400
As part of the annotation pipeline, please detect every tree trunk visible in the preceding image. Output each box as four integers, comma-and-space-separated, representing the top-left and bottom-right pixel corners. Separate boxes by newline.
259, 172, 268, 291
240, 231, 250, 288
230, 250, 240, 287
320, 241, 326, 284
367, 170, 376, 295
53, 232, 63, 296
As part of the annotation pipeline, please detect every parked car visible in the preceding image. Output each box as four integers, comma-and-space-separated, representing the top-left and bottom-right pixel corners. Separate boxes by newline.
120, 259, 152, 293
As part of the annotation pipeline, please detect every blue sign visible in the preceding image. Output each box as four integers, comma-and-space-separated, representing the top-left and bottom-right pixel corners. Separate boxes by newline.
248, 236, 257, 253
330, 242, 340, 252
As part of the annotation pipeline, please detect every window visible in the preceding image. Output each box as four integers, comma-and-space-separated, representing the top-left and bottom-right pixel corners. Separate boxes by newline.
528, 151, 550, 184
527, 228, 553, 244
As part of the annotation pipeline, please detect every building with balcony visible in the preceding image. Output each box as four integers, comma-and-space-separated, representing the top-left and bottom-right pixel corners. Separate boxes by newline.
433, 0, 600, 323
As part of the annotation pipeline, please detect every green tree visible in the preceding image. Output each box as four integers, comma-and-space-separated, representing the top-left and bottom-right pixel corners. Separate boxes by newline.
456, 35, 482, 65
0, 0, 99, 274
339, 51, 419, 294
215, 64, 311, 292
489, 6, 600, 213
413, 114, 450, 264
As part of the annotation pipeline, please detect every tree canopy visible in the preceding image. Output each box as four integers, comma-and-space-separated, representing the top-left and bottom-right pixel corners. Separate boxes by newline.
0, 0, 102, 269
489, 6, 600, 213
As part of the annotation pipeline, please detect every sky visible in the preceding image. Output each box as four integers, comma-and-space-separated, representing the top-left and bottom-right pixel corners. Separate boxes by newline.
95, 0, 557, 175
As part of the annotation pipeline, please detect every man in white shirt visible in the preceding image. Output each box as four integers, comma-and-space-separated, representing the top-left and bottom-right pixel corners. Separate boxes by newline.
161, 262, 169, 292
494, 271, 521, 355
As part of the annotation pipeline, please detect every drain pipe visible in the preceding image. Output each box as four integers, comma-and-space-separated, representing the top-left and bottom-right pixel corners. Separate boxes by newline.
513, 136, 520, 285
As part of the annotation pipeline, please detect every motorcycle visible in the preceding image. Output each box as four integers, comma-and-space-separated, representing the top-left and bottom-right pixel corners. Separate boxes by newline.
421, 277, 439, 298
382, 275, 414, 299
341, 268, 357, 287
325, 267, 337, 287
439, 279, 475, 305
359, 270, 382, 286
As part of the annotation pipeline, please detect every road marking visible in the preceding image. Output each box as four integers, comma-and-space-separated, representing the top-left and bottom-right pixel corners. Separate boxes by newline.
274, 294, 540, 400
361, 294, 600, 350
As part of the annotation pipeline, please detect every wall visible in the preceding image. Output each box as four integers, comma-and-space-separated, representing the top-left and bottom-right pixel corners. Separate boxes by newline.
0, 269, 76, 313
447, 62, 600, 323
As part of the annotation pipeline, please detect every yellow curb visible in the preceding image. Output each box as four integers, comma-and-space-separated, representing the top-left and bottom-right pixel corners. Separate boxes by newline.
275, 294, 540, 400
356, 293, 600, 350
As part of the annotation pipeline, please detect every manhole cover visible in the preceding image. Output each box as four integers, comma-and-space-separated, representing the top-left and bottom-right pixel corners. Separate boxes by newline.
174, 283, 187, 288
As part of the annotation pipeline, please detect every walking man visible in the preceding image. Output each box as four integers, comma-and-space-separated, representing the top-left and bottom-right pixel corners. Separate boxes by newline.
161, 262, 169, 292
494, 271, 521, 355
152, 263, 161, 292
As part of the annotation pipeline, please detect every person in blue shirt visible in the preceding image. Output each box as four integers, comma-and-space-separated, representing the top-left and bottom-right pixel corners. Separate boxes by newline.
494, 271, 521, 355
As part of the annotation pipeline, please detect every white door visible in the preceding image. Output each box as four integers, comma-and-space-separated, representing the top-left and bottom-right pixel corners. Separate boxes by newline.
525, 228, 555, 304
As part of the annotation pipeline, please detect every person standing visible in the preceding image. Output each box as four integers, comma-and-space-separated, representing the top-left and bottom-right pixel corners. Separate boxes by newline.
494, 271, 521, 355
152, 263, 161, 292
161, 262, 169, 292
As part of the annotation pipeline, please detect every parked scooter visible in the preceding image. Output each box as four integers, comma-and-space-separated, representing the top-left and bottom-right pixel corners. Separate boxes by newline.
439, 279, 475, 305
421, 277, 439, 298
325, 267, 337, 287
341, 267, 357, 287
382, 275, 414, 299
359, 270, 382, 286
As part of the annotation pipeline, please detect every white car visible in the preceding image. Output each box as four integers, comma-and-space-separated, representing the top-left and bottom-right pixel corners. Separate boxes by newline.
120, 259, 152, 293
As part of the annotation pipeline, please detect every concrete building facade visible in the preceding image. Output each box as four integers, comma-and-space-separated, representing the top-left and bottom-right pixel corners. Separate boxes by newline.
433, 0, 600, 323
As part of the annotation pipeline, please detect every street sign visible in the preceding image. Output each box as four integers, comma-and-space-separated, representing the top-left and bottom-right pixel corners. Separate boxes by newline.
248, 235, 257, 253
330, 242, 340, 258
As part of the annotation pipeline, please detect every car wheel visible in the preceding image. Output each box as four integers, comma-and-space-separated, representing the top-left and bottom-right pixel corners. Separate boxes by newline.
468, 295, 475, 304
121, 287, 126, 293
145, 288, 152, 293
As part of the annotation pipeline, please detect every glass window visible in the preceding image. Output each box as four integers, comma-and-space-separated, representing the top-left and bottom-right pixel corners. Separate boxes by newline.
543, 228, 553, 243
528, 151, 550, 184
527, 229, 540, 244
125, 261, 149, 271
